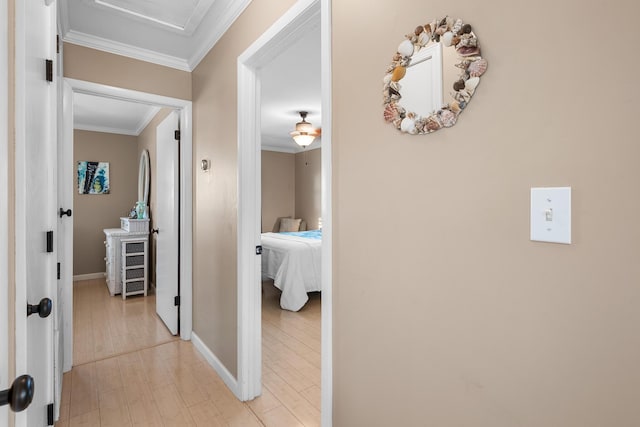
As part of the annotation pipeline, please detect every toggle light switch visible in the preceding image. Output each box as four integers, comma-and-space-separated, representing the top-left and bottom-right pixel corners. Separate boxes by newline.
530, 187, 571, 244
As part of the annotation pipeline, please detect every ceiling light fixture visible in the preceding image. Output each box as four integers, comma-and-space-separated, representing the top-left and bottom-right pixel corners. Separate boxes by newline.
290, 111, 320, 148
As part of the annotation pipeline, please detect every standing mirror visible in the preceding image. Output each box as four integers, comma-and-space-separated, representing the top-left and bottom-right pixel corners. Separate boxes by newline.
138, 149, 150, 206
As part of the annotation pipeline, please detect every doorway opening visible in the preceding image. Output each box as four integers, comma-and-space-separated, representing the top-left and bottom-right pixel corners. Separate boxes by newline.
60, 78, 194, 371
237, 0, 332, 425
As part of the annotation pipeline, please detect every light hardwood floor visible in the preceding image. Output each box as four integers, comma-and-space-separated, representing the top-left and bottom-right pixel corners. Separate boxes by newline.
58, 279, 320, 426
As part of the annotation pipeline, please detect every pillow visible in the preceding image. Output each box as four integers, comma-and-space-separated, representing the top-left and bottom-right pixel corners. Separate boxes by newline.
279, 218, 302, 232
272, 216, 291, 232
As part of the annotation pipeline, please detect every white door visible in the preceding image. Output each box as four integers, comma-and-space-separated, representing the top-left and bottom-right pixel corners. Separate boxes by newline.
54, 80, 74, 420
15, 0, 57, 424
155, 111, 179, 335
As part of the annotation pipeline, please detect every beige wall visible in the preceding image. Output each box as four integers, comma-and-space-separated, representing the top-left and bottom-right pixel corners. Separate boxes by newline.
192, 0, 297, 376
261, 150, 295, 232
137, 108, 173, 286
333, 1, 640, 426
73, 130, 138, 275
295, 148, 321, 230
63, 43, 192, 101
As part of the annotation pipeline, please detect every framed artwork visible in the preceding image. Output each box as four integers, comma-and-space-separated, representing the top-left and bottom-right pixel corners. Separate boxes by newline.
77, 161, 110, 194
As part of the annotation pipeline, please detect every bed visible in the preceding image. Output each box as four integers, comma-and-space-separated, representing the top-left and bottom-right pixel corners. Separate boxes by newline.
261, 229, 322, 311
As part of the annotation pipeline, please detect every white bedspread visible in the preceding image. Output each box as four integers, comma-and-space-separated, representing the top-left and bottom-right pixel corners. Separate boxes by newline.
261, 232, 321, 311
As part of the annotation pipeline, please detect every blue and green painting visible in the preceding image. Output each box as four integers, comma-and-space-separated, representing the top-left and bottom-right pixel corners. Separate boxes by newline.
77, 161, 110, 194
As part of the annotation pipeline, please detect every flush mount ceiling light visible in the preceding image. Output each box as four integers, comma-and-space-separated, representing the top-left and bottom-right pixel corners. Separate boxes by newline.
290, 111, 321, 148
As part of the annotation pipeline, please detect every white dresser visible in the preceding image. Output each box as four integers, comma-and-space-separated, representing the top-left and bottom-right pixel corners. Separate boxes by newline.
104, 224, 149, 296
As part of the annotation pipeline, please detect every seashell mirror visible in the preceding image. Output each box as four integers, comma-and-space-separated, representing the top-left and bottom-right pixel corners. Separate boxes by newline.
383, 17, 487, 135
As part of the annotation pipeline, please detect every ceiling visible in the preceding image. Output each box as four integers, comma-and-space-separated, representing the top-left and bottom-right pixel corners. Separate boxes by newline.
61, 0, 321, 153
74, 93, 160, 135
58, 0, 252, 71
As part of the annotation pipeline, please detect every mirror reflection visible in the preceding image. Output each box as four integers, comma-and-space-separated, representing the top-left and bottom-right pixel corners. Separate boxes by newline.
383, 16, 487, 135
137, 149, 150, 218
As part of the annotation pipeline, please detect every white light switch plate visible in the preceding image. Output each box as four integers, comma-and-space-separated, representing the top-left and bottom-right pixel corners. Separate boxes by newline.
530, 187, 571, 244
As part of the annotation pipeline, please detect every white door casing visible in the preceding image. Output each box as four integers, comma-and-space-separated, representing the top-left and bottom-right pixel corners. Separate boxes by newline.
60, 78, 194, 353
156, 110, 180, 335
0, 0, 9, 423
237, 3, 333, 423
15, 0, 57, 424
60, 81, 74, 374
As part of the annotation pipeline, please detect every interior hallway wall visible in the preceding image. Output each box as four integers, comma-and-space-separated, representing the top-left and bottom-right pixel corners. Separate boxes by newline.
262, 150, 295, 232
295, 148, 321, 230
63, 43, 192, 101
73, 130, 138, 275
332, 0, 640, 425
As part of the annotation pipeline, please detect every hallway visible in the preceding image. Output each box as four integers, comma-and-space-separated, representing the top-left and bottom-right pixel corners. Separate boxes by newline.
57, 279, 320, 426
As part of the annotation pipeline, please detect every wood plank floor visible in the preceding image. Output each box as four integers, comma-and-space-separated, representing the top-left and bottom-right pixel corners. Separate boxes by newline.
58, 279, 320, 426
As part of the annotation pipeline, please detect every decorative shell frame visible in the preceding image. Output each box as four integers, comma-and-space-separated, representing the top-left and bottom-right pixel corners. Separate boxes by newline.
383, 17, 487, 135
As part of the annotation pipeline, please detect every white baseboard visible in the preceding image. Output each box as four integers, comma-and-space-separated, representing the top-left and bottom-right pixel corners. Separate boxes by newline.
191, 332, 240, 399
73, 272, 105, 281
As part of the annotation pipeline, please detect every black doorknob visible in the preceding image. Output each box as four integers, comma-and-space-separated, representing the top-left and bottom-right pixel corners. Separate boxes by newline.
59, 208, 72, 218
27, 298, 52, 318
0, 375, 34, 412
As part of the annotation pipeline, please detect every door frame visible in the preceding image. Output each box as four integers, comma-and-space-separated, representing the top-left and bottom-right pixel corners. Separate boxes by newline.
14, 0, 57, 424
237, 0, 333, 424
0, 0, 9, 417
59, 78, 194, 369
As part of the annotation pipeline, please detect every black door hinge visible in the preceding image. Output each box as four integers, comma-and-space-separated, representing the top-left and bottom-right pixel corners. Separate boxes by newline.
255, 245, 262, 255
174, 130, 180, 140
56, 35, 60, 53
174, 296, 180, 306
57, 263, 61, 280
46, 231, 54, 253
45, 59, 53, 82
47, 402, 54, 425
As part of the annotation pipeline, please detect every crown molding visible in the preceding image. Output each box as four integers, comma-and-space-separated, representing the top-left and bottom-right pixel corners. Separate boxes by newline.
58, 0, 252, 72
63, 30, 192, 71
91, 0, 215, 36
74, 123, 139, 136
135, 106, 162, 135
75, 105, 160, 136
188, 0, 252, 70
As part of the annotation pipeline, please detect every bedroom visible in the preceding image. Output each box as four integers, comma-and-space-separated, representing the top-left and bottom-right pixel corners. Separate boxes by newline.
259, 22, 322, 314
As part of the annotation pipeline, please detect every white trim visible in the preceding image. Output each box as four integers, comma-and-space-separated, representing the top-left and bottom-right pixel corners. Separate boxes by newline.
61, 81, 74, 373
57, 0, 70, 38
260, 144, 297, 154
178, 103, 193, 341
59, 0, 251, 72
237, 0, 328, 409
63, 31, 191, 72
74, 123, 141, 136
187, 0, 252, 70
62, 79, 194, 366
91, 0, 215, 36
320, 0, 332, 424
14, 0, 28, 401
75, 104, 163, 136
136, 105, 162, 135
0, 0, 9, 416
261, 142, 322, 154
73, 272, 106, 281
191, 332, 239, 396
